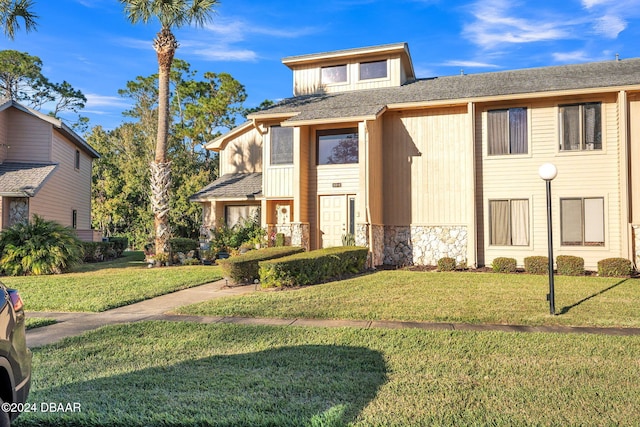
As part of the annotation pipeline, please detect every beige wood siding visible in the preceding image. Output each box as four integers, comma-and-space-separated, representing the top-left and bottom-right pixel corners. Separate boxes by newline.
0, 109, 7, 162
478, 95, 623, 269
29, 132, 93, 229
218, 127, 262, 175
363, 119, 384, 225
292, 55, 404, 96
629, 94, 640, 223
295, 127, 311, 223
263, 127, 293, 198
382, 107, 471, 226
6, 108, 51, 162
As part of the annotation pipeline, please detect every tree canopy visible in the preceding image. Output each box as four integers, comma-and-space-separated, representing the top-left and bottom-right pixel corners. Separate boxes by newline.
0, 0, 37, 40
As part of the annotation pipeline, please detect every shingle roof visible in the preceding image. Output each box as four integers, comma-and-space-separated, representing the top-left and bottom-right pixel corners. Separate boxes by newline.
250, 58, 640, 124
0, 162, 58, 197
190, 172, 262, 201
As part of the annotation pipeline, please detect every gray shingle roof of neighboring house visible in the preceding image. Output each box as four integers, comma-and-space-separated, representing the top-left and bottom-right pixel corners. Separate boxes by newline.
249, 58, 640, 124
190, 172, 263, 201
0, 162, 58, 197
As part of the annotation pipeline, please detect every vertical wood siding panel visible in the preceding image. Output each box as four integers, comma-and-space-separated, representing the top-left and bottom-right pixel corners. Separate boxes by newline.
7, 109, 51, 163
219, 128, 263, 175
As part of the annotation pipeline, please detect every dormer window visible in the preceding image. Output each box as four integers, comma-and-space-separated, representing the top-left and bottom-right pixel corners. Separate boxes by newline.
321, 64, 347, 84
360, 60, 387, 80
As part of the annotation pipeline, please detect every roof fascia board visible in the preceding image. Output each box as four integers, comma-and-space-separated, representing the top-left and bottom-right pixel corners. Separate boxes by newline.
282, 43, 409, 67
386, 84, 640, 111
282, 114, 381, 127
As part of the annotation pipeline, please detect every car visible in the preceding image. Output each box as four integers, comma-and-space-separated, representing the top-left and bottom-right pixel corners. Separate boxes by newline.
0, 283, 32, 426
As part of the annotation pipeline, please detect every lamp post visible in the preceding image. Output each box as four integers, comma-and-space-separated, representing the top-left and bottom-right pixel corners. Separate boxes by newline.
538, 163, 558, 315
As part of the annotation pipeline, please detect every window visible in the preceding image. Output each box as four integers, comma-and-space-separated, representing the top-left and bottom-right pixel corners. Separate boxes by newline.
559, 103, 602, 151
225, 205, 260, 228
561, 197, 604, 246
270, 126, 293, 165
75, 150, 80, 169
360, 60, 387, 80
487, 108, 528, 155
321, 64, 347, 84
317, 129, 359, 165
72, 210, 77, 229
489, 199, 529, 246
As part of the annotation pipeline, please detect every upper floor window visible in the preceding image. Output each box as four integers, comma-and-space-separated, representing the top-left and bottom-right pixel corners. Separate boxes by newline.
317, 129, 358, 165
561, 197, 604, 246
75, 149, 81, 170
270, 126, 293, 165
321, 64, 347, 84
559, 103, 602, 151
360, 60, 387, 80
489, 199, 529, 246
487, 107, 528, 155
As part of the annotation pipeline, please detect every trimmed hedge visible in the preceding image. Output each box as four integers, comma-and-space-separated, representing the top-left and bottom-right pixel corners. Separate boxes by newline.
259, 246, 369, 288
557, 255, 584, 276
492, 257, 517, 273
218, 246, 305, 284
81, 241, 115, 262
169, 238, 199, 254
524, 256, 549, 275
108, 236, 128, 257
597, 257, 634, 277
437, 257, 456, 272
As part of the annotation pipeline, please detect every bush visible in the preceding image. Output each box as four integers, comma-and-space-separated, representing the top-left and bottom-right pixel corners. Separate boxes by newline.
437, 257, 457, 271
259, 246, 369, 288
81, 241, 115, 262
524, 256, 549, 275
0, 215, 83, 275
275, 233, 285, 247
108, 236, 129, 257
169, 238, 198, 254
218, 246, 305, 284
557, 255, 584, 276
597, 257, 634, 277
492, 257, 517, 273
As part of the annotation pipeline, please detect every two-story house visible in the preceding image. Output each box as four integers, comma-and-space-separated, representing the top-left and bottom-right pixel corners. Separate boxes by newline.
191, 42, 640, 270
0, 99, 100, 241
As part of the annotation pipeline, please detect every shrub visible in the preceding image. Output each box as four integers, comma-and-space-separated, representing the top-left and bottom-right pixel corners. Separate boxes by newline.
108, 236, 129, 257
169, 238, 198, 254
81, 241, 115, 262
0, 215, 83, 275
218, 246, 305, 284
437, 257, 457, 271
275, 233, 285, 247
557, 255, 584, 276
597, 257, 634, 277
492, 257, 517, 273
524, 256, 549, 275
342, 233, 356, 246
259, 246, 368, 288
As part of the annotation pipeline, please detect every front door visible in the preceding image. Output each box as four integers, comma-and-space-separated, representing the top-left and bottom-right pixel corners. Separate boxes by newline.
319, 195, 355, 248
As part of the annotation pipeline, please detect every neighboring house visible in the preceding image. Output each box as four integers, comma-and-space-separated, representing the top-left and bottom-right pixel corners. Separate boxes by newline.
191, 42, 640, 269
0, 99, 101, 241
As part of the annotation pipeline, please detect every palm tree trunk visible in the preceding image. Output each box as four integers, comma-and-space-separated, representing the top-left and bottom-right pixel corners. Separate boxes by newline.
151, 26, 178, 255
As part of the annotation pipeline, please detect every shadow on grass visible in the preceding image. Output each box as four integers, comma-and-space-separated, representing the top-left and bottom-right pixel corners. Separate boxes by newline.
70, 251, 146, 273
558, 278, 630, 315
19, 345, 387, 427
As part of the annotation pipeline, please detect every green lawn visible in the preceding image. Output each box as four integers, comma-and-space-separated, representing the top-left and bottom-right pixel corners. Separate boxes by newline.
177, 270, 640, 328
15, 321, 640, 426
2, 252, 223, 312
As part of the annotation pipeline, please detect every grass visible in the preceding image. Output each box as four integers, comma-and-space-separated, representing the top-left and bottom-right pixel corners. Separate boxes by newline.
2, 252, 223, 312
15, 321, 640, 426
177, 270, 640, 328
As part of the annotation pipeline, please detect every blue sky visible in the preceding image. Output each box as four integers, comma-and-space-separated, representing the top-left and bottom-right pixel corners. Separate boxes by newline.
4, 0, 640, 131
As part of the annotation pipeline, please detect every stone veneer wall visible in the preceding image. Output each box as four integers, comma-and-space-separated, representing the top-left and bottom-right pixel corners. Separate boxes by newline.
356, 223, 385, 267
291, 223, 310, 251
383, 225, 468, 266
632, 225, 640, 268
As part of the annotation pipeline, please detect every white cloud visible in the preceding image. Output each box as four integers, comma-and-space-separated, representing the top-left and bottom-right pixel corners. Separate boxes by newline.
593, 14, 627, 38
552, 50, 592, 63
85, 94, 131, 109
463, 0, 571, 49
192, 47, 258, 62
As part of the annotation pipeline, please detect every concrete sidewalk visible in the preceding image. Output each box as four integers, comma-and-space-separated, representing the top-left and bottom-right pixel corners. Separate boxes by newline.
26, 279, 640, 348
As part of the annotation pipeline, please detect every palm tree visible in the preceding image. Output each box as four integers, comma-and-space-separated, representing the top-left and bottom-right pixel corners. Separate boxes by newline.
120, 0, 217, 256
0, 0, 37, 40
